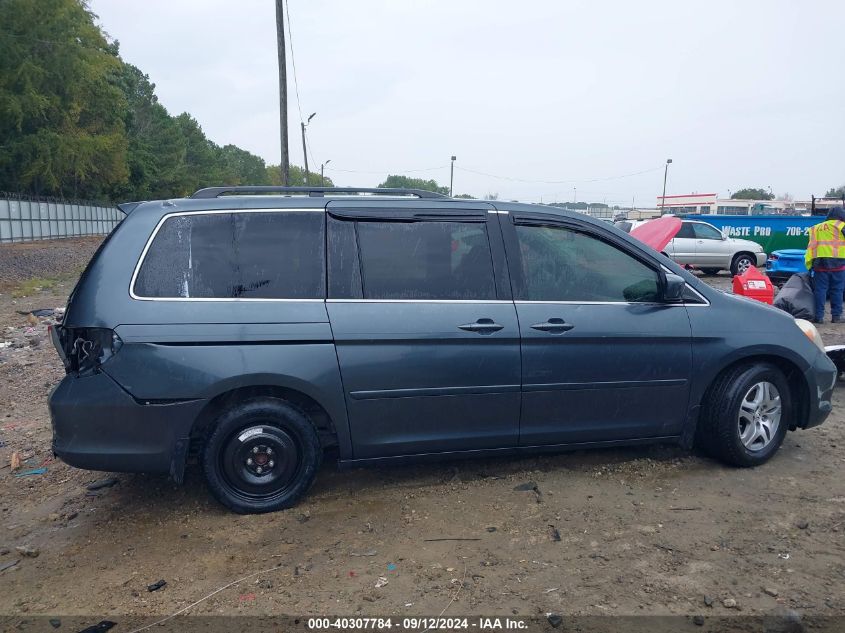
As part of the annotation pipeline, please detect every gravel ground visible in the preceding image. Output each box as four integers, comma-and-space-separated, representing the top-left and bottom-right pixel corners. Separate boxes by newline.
0, 247, 843, 628
0, 237, 104, 292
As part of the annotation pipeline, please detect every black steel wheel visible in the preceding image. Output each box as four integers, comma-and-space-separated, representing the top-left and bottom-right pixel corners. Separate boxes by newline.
203, 398, 321, 513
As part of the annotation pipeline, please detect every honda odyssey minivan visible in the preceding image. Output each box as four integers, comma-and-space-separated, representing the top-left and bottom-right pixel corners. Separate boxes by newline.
49, 187, 836, 513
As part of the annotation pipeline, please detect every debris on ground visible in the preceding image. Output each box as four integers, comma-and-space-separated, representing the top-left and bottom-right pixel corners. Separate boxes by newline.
0, 559, 20, 573
14, 466, 47, 477
86, 477, 119, 491
374, 576, 389, 588
350, 549, 377, 557
147, 579, 167, 592
15, 545, 39, 558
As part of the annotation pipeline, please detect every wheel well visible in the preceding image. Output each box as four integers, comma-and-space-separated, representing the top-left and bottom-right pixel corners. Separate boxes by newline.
702, 355, 810, 430
189, 385, 339, 458
733, 251, 755, 263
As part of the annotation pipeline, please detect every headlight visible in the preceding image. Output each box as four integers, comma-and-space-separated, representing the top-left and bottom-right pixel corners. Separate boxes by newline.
795, 318, 825, 351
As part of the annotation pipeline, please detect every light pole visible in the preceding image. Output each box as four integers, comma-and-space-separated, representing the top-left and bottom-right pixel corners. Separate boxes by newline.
450, 155, 456, 197
660, 158, 673, 214
321, 159, 331, 186
301, 112, 316, 184
573, 187, 577, 204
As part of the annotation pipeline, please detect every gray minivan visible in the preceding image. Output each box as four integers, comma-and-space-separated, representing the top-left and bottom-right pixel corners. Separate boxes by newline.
49, 187, 836, 513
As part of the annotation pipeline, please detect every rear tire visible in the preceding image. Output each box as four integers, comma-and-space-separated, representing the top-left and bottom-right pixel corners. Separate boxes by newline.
202, 398, 322, 514
696, 362, 790, 467
701, 268, 721, 276
730, 253, 755, 276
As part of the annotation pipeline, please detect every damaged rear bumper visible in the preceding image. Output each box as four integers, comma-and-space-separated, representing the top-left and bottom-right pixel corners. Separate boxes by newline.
49, 370, 204, 481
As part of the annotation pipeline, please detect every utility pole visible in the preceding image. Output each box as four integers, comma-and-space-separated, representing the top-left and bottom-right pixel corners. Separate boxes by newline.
321, 160, 331, 186
450, 156, 456, 196
660, 158, 673, 214
275, 0, 289, 185
301, 112, 315, 184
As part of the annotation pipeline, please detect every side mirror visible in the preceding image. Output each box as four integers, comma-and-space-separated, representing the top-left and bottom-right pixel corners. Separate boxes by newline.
662, 272, 686, 303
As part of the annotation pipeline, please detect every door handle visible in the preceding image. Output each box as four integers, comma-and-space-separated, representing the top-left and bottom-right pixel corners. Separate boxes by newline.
458, 318, 504, 334
530, 318, 575, 334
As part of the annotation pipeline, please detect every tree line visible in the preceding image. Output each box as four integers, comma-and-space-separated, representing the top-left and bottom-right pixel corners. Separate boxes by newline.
0, 0, 330, 202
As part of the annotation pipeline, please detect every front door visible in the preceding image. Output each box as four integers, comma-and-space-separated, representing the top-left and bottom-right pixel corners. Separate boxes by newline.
500, 213, 693, 445
326, 206, 521, 458
692, 221, 731, 268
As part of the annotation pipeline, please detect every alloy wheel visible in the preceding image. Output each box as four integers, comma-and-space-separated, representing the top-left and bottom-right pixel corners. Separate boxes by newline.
737, 381, 782, 451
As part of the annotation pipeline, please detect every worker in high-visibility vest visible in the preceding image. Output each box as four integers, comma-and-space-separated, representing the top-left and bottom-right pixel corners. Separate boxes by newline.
805, 206, 845, 323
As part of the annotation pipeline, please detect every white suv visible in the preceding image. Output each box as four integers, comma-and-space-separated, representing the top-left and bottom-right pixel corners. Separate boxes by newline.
663, 220, 766, 275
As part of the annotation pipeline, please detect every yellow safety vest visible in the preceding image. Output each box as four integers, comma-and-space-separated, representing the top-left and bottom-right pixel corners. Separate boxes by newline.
805, 219, 845, 269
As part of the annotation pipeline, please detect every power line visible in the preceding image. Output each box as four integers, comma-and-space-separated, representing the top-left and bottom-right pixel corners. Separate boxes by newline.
325, 165, 449, 175
455, 164, 665, 185
284, 0, 304, 124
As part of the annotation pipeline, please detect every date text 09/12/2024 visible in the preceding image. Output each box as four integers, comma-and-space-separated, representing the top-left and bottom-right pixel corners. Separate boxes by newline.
307, 617, 530, 631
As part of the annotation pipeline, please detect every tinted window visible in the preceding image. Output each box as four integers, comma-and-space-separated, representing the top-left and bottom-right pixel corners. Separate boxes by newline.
693, 223, 723, 240
675, 222, 696, 239
515, 225, 659, 302
356, 221, 496, 300
327, 216, 362, 299
134, 211, 325, 299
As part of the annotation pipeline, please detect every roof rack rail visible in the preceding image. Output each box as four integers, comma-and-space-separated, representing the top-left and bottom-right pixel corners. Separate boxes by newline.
190, 186, 447, 199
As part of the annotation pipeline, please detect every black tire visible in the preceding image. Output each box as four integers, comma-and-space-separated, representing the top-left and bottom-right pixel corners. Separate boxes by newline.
202, 398, 322, 514
696, 362, 791, 467
730, 253, 755, 276
701, 268, 721, 276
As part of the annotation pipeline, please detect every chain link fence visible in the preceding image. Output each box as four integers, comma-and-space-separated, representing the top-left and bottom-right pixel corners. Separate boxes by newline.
0, 192, 122, 243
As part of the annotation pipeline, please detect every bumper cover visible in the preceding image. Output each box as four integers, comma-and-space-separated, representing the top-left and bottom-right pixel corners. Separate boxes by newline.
802, 350, 837, 429
49, 370, 204, 478
755, 253, 768, 267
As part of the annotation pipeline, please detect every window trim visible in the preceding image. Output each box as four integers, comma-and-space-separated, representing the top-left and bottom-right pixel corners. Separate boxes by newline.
129, 208, 326, 302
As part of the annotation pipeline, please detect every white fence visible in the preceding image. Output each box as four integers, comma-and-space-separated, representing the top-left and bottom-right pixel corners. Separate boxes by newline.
0, 195, 122, 243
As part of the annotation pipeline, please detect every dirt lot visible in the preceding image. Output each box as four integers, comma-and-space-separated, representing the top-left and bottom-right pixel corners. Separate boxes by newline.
0, 238, 843, 627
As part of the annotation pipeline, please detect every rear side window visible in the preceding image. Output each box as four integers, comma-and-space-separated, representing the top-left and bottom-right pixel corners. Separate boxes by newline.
356, 221, 496, 300
133, 211, 325, 299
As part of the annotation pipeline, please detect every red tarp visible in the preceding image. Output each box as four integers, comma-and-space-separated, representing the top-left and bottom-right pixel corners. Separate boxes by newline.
629, 216, 682, 252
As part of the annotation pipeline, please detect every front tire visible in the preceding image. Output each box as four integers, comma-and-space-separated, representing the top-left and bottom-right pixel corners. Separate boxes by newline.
202, 398, 322, 514
697, 362, 790, 467
730, 253, 755, 276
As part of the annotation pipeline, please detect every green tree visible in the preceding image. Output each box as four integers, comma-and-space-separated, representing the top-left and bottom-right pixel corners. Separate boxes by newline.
825, 185, 845, 198
731, 188, 774, 200
454, 193, 475, 199
266, 165, 334, 186
0, 0, 129, 198
377, 175, 449, 195
219, 145, 269, 186
112, 63, 186, 200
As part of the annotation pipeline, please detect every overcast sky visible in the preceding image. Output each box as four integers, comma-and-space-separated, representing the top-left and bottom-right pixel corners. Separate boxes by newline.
90, 0, 844, 205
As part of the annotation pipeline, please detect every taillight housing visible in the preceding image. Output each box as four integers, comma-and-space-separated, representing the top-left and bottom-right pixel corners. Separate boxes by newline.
768, 254, 779, 261
50, 325, 122, 375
